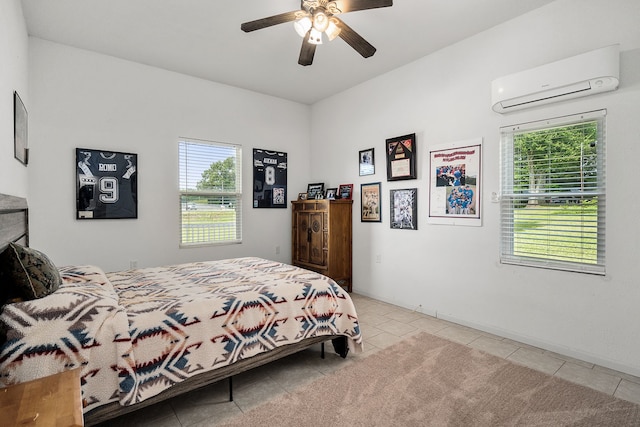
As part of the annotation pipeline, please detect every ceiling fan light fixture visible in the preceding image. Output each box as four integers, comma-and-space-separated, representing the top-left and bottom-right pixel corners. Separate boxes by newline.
312, 11, 330, 32
325, 18, 341, 41
308, 28, 323, 45
241, 0, 393, 66
294, 16, 312, 37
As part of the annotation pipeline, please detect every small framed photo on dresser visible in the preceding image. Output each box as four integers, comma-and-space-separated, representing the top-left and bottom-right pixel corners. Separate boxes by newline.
307, 183, 324, 199
338, 184, 353, 200
325, 188, 337, 200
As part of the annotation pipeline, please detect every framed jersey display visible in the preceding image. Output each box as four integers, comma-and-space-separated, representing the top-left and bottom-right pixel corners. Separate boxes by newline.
253, 148, 287, 208
76, 148, 138, 219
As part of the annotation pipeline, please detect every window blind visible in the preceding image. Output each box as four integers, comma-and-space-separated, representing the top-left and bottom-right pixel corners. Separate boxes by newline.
179, 139, 242, 246
500, 110, 606, 274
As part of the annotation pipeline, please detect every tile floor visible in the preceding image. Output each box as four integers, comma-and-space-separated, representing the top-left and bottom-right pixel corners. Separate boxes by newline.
94, 293, 640, 426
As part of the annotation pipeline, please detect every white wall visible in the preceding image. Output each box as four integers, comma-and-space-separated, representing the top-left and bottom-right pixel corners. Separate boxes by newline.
310, 0, 640, 376
27, 38, 311, 272
0, 0, 29, 197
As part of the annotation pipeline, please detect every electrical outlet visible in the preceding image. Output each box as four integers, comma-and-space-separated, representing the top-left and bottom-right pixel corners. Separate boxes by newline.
375, 254, 382, 263
130, 260, 138, 269
275, 245, 281, 255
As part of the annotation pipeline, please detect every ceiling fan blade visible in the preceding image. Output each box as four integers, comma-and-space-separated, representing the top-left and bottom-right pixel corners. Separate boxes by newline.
335, 18, 376, 58
298, 33, 317, 66
334, 0, 393, 14
241, 11, 300, 32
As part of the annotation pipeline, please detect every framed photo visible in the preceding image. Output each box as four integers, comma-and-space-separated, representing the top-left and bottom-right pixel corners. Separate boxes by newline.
386, 133, 416, 181
307, 182, 324, 200
361, 182, 381, 222
76, 148, 138, 219
298, 192, 308, 200
359, 148, 375, 176
307, 183, 324, 199
14, 91, 28, 166
253, 148, 287, 208
428, 138, 482, 226
325, 188, 337, 200
390, 188, 417, 230
338, 184, 353, 200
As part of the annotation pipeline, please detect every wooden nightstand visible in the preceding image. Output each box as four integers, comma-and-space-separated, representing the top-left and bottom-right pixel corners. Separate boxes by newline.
0, 368, 83, 426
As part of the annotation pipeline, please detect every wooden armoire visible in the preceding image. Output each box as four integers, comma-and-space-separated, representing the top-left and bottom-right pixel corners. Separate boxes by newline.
291, 199, 353, 292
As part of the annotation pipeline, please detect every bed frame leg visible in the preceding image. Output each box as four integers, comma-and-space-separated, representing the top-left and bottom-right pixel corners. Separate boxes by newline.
321, 342, 325, 359
229, 376, 233, 402
331, 336, 349, 358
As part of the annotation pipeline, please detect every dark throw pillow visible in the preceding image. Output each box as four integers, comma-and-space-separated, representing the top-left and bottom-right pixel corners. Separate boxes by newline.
0, 242, 62, 302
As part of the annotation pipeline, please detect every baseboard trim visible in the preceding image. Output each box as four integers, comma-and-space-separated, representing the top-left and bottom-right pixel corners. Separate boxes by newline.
354, 290, 640, 378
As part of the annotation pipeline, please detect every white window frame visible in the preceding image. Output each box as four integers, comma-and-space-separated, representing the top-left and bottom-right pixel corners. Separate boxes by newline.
179, 138, 242, 247
499, 110, 606, 275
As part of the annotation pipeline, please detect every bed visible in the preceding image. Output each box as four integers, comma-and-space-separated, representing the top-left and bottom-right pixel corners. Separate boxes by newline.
0, 193, 362, 425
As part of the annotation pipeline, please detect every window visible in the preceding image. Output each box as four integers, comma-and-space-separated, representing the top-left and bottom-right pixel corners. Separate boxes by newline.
500, 110, 606, 274
179, 138, 242, 246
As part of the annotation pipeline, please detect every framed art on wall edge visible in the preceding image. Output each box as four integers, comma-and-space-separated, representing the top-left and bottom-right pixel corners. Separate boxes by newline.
14, 91, 28, 166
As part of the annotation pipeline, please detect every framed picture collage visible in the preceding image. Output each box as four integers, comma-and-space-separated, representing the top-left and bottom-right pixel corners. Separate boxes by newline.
356, 133, 482, 228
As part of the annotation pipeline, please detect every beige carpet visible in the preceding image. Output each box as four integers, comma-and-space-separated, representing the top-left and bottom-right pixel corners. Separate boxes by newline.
220, 332, 640, 426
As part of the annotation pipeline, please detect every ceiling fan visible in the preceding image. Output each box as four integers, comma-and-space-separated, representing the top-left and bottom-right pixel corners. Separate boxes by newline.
241, 0, 393, 66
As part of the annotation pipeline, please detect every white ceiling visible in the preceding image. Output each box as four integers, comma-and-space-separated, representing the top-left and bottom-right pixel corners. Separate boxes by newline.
21, 0, 555, 104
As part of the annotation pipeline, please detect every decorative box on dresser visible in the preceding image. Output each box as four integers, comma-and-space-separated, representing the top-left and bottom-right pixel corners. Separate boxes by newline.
291, 199, 353, 292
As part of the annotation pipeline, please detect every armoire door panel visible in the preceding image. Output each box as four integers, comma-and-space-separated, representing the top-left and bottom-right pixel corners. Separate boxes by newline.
308, 212, 324, 266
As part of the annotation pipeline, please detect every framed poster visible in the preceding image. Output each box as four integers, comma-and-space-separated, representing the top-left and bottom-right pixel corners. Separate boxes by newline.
428, 138, 482, 226
361, 182, 381, 222
14, 91, 28, 166
386, 133, 416, 181
76, 148, 137, 219
359, 148, 375, 176
253, 148, 287, 208
390, 188, 417, 230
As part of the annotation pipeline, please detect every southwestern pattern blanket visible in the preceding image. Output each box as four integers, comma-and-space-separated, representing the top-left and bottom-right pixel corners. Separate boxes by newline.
0, 257, 362, 413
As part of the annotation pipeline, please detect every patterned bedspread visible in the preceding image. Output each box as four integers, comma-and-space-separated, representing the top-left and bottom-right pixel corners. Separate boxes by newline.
0, 257, 362, 412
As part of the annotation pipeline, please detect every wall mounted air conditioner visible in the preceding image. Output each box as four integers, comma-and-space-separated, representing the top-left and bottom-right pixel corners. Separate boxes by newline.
491, 44, 619, 113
